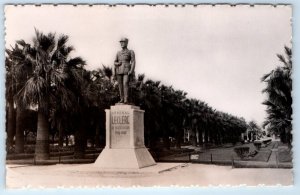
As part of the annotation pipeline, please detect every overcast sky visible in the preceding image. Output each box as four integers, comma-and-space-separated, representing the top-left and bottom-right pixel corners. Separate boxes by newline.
5, 5, 292, 125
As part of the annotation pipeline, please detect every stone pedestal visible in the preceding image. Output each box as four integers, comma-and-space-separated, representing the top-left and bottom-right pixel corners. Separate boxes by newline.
94, 104, 156, 169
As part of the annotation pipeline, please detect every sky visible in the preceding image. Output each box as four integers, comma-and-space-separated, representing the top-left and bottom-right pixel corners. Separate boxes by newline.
4, 4, 292, 125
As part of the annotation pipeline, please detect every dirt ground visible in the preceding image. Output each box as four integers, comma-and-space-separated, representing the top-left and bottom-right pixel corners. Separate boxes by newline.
6, 163, 293, 188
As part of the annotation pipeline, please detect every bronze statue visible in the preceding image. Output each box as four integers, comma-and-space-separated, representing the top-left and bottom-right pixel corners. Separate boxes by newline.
113, 37, 135, 104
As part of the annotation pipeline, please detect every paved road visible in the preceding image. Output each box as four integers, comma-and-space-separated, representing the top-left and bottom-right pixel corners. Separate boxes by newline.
6, 163, 293, 188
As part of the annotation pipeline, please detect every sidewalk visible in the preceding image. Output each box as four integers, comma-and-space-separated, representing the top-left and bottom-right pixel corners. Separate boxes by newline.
233, 141, 292, 168
6, 163, 293, 188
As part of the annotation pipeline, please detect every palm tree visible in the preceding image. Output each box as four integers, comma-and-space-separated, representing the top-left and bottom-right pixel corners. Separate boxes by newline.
18, 31, 56, 160
5, 42, 34, 153
51, 56, 86, 147
182, 99, 196, 145
159, 85, 187, 148
130, 75, 163, 148
261, 46, 292, 145
88, 66, 116, 147
5, 56, 16, 151
248, 120, 261, 140
17, 30, 85, 160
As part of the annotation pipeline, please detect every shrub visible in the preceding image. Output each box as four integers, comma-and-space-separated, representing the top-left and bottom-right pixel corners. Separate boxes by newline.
254, 142, 262, 150
234, 146, 250, 159
262, 139, 272, 145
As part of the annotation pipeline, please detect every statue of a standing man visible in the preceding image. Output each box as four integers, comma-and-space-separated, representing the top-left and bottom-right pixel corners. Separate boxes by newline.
113, 37, 136, 104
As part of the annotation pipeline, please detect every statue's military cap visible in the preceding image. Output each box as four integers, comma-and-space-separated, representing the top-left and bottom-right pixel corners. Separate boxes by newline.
119, 37, 129, 42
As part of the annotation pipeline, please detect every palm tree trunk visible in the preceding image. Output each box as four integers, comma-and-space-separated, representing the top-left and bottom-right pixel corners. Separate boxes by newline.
74, 126, 86, 159
65, 135, 69, 146
6, 99, 16, 150
162, 122, 170, 150
163, 135, 170, 150
191, 128, 197, 146
198, 127, 203, 144
35, 109, 50, 160
204, 128, 209, 143
58, 125, 64, 147
52, 133, 55, 144
15, 106, 24, 153
174, 127, 182, 149
208, 128, 211, 143
95, 124, 100, 148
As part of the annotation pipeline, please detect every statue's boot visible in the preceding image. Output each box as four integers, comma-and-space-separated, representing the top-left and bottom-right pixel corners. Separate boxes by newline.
124, 97, 129, 104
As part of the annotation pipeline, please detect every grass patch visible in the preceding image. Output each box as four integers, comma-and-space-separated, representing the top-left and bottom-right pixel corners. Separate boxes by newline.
251, 150, 272, 162
278, 149, 292, 162
6, 153, 33, 160
6, 154, 98, 165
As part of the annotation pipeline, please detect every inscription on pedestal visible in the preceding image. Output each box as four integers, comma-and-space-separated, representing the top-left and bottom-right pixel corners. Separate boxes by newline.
111, 110, 130, 148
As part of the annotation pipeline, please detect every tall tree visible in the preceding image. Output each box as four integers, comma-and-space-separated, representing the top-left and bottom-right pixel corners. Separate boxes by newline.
18, 30, 85, 160
5, 42, 34, 153
261, 46, 292, 145
5, 56, 16, 151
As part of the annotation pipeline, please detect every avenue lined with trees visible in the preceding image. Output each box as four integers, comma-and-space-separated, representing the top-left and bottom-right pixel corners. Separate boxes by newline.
5, 30, 291, 161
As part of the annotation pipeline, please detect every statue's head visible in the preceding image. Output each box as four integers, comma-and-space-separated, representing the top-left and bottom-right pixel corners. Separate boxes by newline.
119, 37, 128, 48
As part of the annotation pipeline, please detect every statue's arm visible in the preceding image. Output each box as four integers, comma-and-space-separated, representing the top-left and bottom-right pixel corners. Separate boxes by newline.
114, 53, 121, 66
112, 65, 116, 78
129, 50, 135, 74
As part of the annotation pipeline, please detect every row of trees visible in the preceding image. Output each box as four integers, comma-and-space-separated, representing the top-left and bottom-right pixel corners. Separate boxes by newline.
5, 29, 249, 160
261, 46, 293, 145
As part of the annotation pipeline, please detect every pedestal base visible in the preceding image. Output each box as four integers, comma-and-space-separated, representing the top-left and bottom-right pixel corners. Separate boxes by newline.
94, 147, 156, 169
94, 104, 156, 169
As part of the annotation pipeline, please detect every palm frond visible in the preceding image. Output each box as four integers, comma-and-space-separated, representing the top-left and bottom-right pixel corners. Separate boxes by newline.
62, 46, 74, 56
277, 54, 287, 65
67, 57, 86, 68
102, 64, 113, 78
261, 71, 273, 82
18, 75, 48, 107
137, 74, 145, 82
54, 86, 77, 111
16, 39, 27, 47
284, 46, 292, 58
57, 34, 69, 48
51, 69, 68, 86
